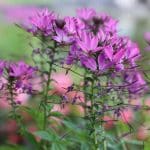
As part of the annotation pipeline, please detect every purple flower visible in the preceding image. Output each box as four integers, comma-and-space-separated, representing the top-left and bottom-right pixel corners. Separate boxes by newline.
0, 61, 37, 93
80, 56, 97, 71
98, 13, 118, 33
66, 44, 97, 71
124, 71, 147, 95
77, 31, 101, 53
77, 8, 96, 21
64, 17, 85, 34
52, 28, 72, 44
98, 54, 109, 71
9, 61, 36, 78
66, 45, 81, 65
0, 60, 5, 76
104, 46, 125, 63
27, 9, 56, 36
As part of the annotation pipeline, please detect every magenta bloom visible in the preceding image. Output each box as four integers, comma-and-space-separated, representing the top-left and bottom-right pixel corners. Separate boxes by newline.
99, 13, 118, 33
104, 46, 125, 63
52, 29, 72, 44
77, 8, 96, 21
0, 60, 5, 76
124, 71, 147, 95
0, 61, 37, 93
28, 9, 56, 36
3, 6, 39, 23
80, 56, 97, 71
9, 62, 37, 92
77, 31, 101, 53
9, 61, 36, 78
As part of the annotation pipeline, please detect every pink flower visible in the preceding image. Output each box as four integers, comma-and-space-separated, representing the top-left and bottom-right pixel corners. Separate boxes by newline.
103, 115, 114, 130
51, 72, 72, 94
0, 93, 29, 109
120, 108, 134, 124
144, 98, 150, 114
0, 76, 30, 109
52, 104, 70, 115
144, 32, 150, 45
2, 6, 39, 23
136, 126, 149, 141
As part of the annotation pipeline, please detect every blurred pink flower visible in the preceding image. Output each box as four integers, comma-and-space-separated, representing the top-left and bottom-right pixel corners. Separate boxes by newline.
31, 77, 43, 92
103, 115, 114, 130
2, 6, 39, 23
120, 108, 134, 124
52, 104, 70, 115
129, 98, 141, 106
144, 98, 150, 114
51, 72, 72, 94
144, 32, 150, 44
144, 32, 150, 51
4, 120, 17, 133
0, 93, 29, 109
8, 134, 22, 144
136, 126, 149, 141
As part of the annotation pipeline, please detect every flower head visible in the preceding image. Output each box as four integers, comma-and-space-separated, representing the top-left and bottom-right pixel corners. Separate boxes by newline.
27, 9, 56, 36
0, 61, 37, 94
77, 8, 96, 21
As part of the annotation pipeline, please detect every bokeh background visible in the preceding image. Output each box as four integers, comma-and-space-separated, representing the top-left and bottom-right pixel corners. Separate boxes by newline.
0, 0, 150, 149
0, 0, 150, 61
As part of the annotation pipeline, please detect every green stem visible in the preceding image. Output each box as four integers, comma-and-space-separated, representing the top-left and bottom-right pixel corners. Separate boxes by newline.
9, 79, 17, 118
83, 70, 87, 115
8, 79, 25, 135
40, 42, 56, 150
104, 140, 107, 150
90, 79, 99, 150
43, 61, 53, 130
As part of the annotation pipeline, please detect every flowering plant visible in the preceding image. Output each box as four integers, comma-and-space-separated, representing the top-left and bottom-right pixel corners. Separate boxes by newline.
0, 8, 149, 150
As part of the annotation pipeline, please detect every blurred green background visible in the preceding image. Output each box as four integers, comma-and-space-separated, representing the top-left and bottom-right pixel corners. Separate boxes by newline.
0, 0, 150, 62
0, 0, 150, 149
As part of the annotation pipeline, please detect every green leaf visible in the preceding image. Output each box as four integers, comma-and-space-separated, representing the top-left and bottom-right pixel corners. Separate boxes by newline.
0, 145, 23, 150
24, 132, 39, 149
34, 131, 54, 142
21, 107, 44, 129
51, 143, 67, 150
49, 111, 63, 117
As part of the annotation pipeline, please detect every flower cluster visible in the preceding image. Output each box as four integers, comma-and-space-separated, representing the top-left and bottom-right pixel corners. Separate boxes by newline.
25, 8, 147, 96
0, 61, 37, 94
0, 7, 148, 149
